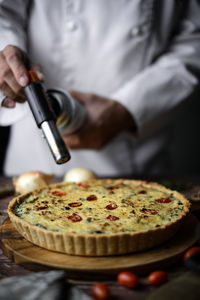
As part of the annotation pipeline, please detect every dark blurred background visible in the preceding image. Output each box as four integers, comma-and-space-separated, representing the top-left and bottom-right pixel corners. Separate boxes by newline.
169, 92, 200, 176
0, 126, 10, 175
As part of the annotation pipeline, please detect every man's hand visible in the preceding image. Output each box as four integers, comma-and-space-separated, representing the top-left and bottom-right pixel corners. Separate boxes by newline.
63, 91, 136, 150
0, 45, 43, 108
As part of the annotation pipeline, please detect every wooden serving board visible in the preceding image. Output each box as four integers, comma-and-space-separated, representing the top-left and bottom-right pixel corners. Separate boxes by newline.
0, 215, 198, 279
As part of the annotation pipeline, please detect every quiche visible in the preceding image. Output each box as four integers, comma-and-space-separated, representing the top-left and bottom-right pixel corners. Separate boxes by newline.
8, 179, 190, 256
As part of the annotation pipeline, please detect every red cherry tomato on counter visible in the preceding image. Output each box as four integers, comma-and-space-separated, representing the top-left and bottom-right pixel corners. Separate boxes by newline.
92, 283, 110, 300
184, 246, 200, 260
148, 271, 168, 286
117, 271, 139, 288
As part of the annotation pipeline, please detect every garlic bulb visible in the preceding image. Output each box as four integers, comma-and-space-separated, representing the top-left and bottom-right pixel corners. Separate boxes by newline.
63, 168, 97, 183
13, 171, 54, 194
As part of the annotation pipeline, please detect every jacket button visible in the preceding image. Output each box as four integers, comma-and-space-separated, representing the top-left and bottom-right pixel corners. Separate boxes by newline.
66, 21, 78, 31
131, 26, 143, 37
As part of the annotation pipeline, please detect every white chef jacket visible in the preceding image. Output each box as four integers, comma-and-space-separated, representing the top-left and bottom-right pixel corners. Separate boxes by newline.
0, 0, 200, 177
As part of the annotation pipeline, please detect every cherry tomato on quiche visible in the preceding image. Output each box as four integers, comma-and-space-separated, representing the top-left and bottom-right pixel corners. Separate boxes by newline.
148, 270, 168, 286
77, 182, 89, 188
51, 191, 66, 197
67, 213, 82, 222
184, 246, 200, 260
87, 194, 98, 201
117, 271, 139, 288
92, 283, 110, 300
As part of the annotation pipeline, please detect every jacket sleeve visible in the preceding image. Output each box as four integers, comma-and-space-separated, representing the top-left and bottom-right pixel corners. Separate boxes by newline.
0, 0, 31, 51
112, 0, 200, 139
0, 0, 31, 124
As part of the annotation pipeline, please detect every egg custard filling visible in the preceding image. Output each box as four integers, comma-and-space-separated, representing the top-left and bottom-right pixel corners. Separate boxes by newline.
8, 180, 190, 256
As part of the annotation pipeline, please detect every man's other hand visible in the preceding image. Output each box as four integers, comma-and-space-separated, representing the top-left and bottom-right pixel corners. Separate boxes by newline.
62, 91, 136, 150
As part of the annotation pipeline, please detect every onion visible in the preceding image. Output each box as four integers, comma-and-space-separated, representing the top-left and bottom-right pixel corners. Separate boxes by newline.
63, 168, 97, 183
13, 171, 54, 194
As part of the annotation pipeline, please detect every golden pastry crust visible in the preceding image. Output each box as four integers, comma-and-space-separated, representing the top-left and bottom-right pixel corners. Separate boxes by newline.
8, 179, 190, 256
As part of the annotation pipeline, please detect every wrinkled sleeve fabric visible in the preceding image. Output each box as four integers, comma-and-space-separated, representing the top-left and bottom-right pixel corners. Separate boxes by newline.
112, 0, 200, 139
0, 0, 30, 120
0, 0, 30, 52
